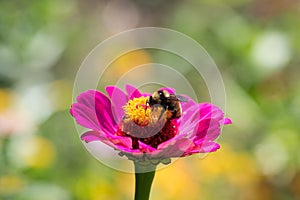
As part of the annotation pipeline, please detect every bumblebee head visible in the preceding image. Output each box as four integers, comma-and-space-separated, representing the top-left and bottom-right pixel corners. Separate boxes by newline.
155, 90, 170, 99
147, 90, 170, 105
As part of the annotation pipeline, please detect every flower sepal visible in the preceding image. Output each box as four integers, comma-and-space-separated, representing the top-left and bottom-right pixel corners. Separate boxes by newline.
119, 151, 172, 169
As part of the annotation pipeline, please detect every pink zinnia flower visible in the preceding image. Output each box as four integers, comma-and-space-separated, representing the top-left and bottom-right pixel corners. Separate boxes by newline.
70, 84, 231, 164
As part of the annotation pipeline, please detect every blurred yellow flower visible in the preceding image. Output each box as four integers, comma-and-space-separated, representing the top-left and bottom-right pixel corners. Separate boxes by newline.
153, 160, 200, 200
0, 175, 24, 195
116, 172, 133, 199
23, 136, 56, 169
74, 172, 121, 200
196, 144, 259, 186
90, 183, 119, 200
111, 50, 151, 74
9, 136, 56, 169
101, 49, 152, 85
0, 89, 15, 112
49, 80, 72, 111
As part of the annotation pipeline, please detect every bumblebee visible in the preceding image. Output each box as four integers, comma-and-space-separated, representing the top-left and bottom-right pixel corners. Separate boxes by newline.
147, 89, 188, 120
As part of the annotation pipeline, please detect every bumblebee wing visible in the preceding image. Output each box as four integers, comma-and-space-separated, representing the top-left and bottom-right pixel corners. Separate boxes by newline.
168, 94, 188, 102
175, 95, 188, 102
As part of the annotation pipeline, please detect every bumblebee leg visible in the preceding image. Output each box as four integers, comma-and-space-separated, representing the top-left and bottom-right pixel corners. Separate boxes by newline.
150, 105, 166, 123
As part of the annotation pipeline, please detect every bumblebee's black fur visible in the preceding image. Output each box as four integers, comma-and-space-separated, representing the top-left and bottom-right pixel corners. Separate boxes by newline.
147, 90, 188, 119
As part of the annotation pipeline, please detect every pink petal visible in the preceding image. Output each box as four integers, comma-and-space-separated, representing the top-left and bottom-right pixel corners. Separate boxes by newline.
156, 137, 193, 158
197, 141, 220, 153
125, 84, 142, 99
106, 134, 133, 149
141, 92, 152, 96
77, 90, 110, 109
81, 130, 109, 143
71, 103, 101, 132
89, 90, 117, 132
158, 87, 176, 94
193, 118, 221, 141
180, 103, 224, 131
72, 90, 117, 133
180, 94, 196, 111
224, 118, 232, 125
81, 130, 132, 151
179, 103, 230, 144
115, 145, 142, 154
183, 141, 220, 156
180, 104, 200, 127
138, 141, 156, 153
106, 86, 128, 124
198, 103, 224, 121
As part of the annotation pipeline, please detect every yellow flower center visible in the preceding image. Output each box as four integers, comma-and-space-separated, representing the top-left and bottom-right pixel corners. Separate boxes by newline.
122, 96, 151, 126
119, 96, 179, 149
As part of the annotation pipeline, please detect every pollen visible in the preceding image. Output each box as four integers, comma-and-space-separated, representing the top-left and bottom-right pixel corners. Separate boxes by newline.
122, 96, 151, 126
121, 96, 179, 149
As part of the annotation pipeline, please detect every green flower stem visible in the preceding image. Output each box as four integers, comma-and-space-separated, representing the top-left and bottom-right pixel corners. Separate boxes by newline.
134, 162, 156, 200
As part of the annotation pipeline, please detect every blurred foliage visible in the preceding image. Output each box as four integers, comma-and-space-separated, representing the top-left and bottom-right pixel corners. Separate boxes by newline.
1, 0, 300, 199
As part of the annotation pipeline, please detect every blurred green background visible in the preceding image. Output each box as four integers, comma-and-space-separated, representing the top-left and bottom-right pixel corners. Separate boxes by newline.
1, 0, 300, 199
